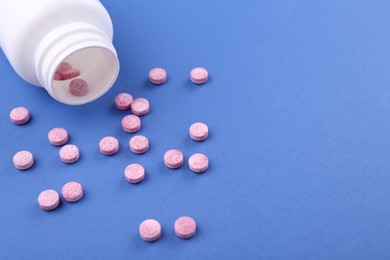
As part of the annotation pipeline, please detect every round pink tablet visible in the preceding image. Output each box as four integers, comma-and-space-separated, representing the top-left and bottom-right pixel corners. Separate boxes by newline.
13, 150, 34, 170
174, 216, 197, 239
164, 149, 184, 169
139, 219, 161, 242
62, 181, 83, 202
131, 98, 150, 116
38, 189, 60, 211
48, 127, 68, 146
129, 135, 149, 154
122, 115, 141, 133
99, 136, 119, 155
56, 62, 72, 75
62, 68, 81, 80
115, 93, 133, 110
53, 72, 63, 81
149, 68, 167, 85
59, 144, 80, 163
188, 153, 209, 173
190, 67, 208, 84
10, 107, 30, 125
189, 122, 209, 141
69, 78, 88, 96
124, 163, 145, 184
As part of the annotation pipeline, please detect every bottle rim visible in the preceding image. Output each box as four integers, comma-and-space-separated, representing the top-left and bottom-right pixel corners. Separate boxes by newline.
35, 23, 119, 105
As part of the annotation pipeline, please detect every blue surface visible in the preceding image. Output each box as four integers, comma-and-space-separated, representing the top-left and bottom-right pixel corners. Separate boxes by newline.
1, 0, 390, 259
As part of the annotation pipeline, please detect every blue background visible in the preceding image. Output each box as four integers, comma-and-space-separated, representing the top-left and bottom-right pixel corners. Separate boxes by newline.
1, 0, 390, 259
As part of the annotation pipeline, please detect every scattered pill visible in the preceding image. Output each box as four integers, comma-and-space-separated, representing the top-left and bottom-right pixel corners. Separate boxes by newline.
99, 136, 119, 155
131, 98, 150, 116
13, 150, 34, 170
189, 122, 209, 141
122, 115, 141, 133
115, 93, 133, 110
139, 219, 161, 242
164, 149, 184, 169
62, 68, 81, 80
69, 78, 88, 96
56, 62, 72, 75
38, 189, 60, 211
62, 181, 83, 202
174, 216, 197, 239
53, 72, 63, 81
149, 68, 167, 85
48, 127, 68, 146
59, 144, 80, 163
124, 163, 145, 184
129, 135, 149, 154
10, 106, 30, 125
190, 67, 208, 84
188, 153, 209, 173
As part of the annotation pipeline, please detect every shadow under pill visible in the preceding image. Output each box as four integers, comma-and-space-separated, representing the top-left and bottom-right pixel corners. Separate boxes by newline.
28, 160, 38, 171
77, 191, 87, 202
139, 173, 148, 184
108, 103, 130, 115
143, 79, 165, 92
159, 164, 178, 175
65, 135, 72, 144
204, 161, 212, 172
132, 232, 165, 247
41, 201, 64, 213
185, 79, 210, 89
27, 115, 34, 124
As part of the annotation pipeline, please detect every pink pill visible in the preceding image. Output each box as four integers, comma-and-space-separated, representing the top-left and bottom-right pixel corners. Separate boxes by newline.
38, 189, 60, 211
48, 127, 68, 146
62, 181, 83, 202
62, 68, 81, 80
10, 106, 30, 125
139, 219, 161, 242
131, 98, 150, 116
174, 216, 197, 239
99, 136, 119, 156
122, 115, 141, 133
115, 93, 133, 110
124, 163, 145, 184
149, 68, 167, 85
188, 153, 209, 173
189, 122, 209, 141
13, 150, 34, 170
164, 149, 184, 169
69, 78, 88, 96
59, 144, 80, 164
53, 72, 63, 81
190, 67, 208, 84
56, 62, 72, 75
129, 135, 149, 154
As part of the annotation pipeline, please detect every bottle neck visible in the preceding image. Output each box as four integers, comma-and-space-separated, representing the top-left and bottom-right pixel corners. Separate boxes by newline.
35, 22, 119, 105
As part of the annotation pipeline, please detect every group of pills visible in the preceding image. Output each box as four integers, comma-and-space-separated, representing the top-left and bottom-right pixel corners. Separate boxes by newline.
38, 181, 83, 210
148, 67, 209, 85
139, 216, 197, 242
98, 93, 150, 170
12, 122, 81, 168
9, 66, 210, 242
54, 62, 89, 97
10, 111, 84, 211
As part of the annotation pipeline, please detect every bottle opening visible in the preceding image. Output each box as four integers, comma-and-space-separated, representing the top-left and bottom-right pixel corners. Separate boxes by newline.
35, 23, 120, 105
51, 47, 119, 105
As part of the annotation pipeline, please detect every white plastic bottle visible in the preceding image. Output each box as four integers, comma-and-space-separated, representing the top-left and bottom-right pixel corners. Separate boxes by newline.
0, 0, 120, 105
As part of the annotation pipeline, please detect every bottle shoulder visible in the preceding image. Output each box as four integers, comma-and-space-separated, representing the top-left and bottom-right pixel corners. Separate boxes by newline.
0, 0, 113, 47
